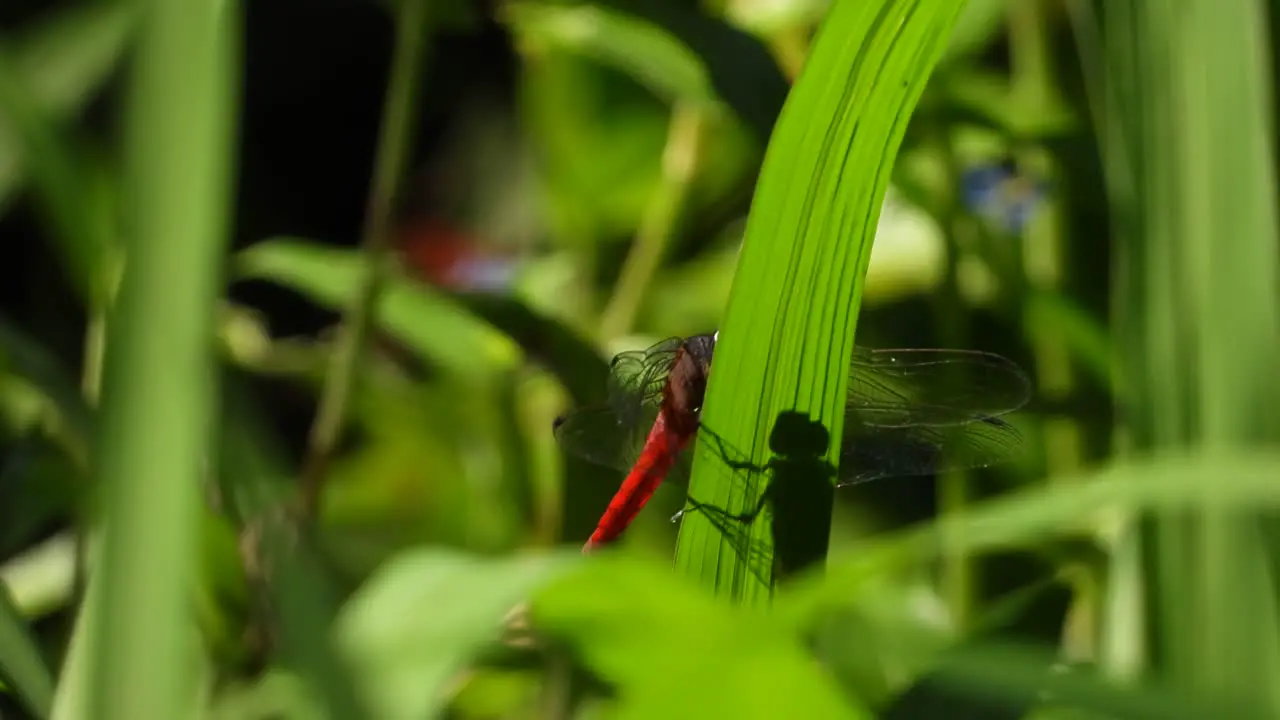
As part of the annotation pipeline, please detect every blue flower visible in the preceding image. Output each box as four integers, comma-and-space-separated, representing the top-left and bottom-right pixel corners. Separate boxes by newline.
960, 162, 1050, 234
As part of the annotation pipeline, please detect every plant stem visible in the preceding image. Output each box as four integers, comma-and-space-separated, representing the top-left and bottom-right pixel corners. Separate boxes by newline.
1010, 0, 1091, 658
71, 310, 106, 619
88, 0, 238, 714
298, 0, 430, 521
931, 124, 974, 630
598, 102, 705, 339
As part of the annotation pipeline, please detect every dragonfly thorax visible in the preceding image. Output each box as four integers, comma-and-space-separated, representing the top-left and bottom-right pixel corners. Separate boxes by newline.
661, 345, 711, 437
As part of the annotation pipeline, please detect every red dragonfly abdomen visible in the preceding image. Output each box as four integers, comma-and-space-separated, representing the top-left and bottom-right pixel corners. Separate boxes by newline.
583, 412, 693, 552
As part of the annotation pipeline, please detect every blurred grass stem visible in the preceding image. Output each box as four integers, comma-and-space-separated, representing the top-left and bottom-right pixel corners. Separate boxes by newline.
86, 0, 238, 715
1009, 0, 1091, 658
71, 310, 106, 623
299, 0, 430, 521
599, 102, 704, 339
1105, 0, 1280, 705
1010, 0, 1082, 480
930, 127, 975, 629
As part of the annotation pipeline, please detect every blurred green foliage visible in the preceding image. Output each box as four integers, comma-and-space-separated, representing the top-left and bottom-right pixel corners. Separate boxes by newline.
0, 0, 1277, 718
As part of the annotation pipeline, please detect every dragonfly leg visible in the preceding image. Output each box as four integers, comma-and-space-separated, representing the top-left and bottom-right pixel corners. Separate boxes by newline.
678, 494, 779, 588
680, 422, 774, 524
696, 422, 766, 474
682, 489, 771, 525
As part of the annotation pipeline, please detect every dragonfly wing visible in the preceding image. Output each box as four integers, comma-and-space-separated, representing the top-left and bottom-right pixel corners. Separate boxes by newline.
555, 337, 686, 470
603, 338, 682, 427
847, 347, 1032, 428
553, 402, 660, 472
838, 415, 1024, 487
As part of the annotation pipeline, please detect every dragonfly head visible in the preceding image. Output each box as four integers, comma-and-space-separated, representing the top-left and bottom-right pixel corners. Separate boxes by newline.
769, 411, 829, 458
682, 333, 717, 377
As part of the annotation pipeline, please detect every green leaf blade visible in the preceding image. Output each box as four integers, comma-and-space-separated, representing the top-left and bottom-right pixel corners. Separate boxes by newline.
676, 0, 968, 604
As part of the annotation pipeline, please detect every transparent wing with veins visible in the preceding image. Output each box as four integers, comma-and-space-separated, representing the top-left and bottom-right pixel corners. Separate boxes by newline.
552, 337, 687, 472
836, 347, 1031, 486
555, 342, 1031, 488
845, 347, 1030, 427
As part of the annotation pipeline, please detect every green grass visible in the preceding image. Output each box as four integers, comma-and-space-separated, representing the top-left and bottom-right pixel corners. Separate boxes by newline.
0, 0, 1278, 717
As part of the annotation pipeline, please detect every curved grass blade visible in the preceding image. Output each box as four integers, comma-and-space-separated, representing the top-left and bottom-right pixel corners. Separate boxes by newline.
675, 0, 972, 605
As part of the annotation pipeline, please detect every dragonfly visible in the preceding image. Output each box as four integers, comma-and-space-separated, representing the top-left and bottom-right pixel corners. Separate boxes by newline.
553, 332, 1032, 554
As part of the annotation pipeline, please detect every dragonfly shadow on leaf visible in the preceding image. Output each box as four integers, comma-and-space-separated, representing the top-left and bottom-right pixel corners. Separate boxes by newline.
678, 411, 839, 591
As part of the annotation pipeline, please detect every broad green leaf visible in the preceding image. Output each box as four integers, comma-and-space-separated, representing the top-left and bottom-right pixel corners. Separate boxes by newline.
533, 554, 868, 719
236, 239, 522, 383
0, 580, 53, 719
336, 549, 579, 720
676, 0, 971, 604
